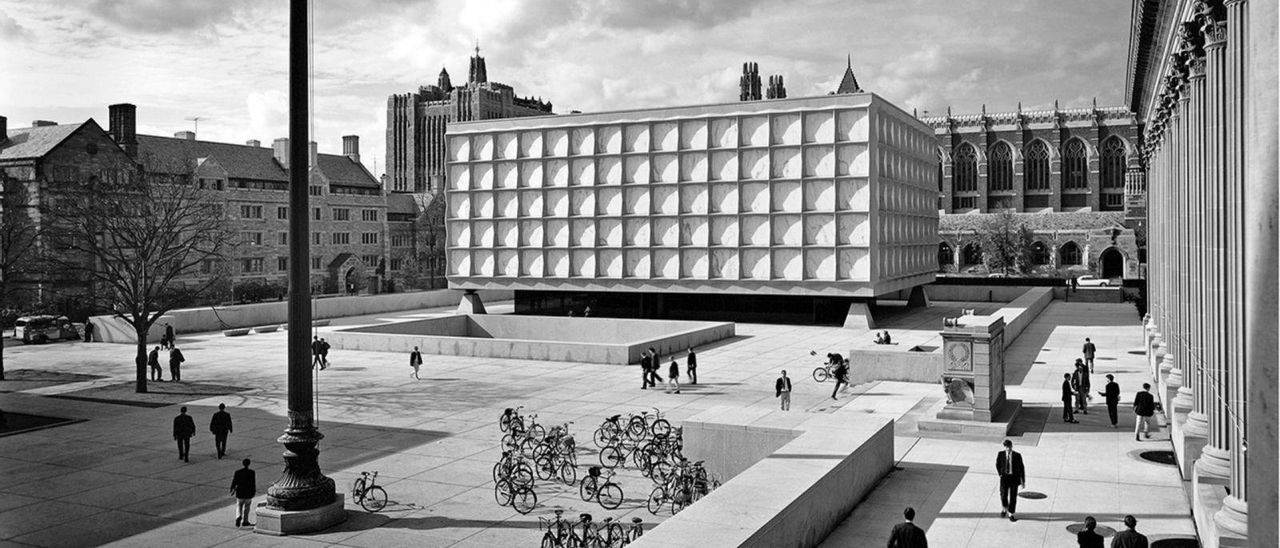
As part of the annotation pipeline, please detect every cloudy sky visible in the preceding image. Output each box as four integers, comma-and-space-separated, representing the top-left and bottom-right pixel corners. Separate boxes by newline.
0, 0, 1131, 178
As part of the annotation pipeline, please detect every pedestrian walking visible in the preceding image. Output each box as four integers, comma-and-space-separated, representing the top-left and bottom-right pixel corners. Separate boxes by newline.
647, 347, 662, 387
210, 403, 233, 459
640, 351, 653, 389
1072, 362, 1090, 414
1061, 372, 1078, 423
1083, 337, 1097, 373
995, 439, 1025, 522
831, 359, 849, 400
173, 406, 196, 462
887, 506, 928, 548
230, 458, 257, 527
686, 347, 697, 385
169, 346, 186, 382
311, 336, 323, 368
319, 338, 330, 369
148, 346, 163, 382
83, 320, 94, 342
1110, 515, 1148, 548
1077, 515, 1104, 548
409, 346, 423, 380
667, 359, 681, 394
163, 322, 175, 350
1099, 374, 1121, 427
1133, 383, 1158, 440
775, 370, 792, 411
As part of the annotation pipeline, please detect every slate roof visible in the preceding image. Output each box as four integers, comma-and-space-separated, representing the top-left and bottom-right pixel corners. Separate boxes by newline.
940, 211, 1128, 233
386, 192, 421, 215
136, 135, 379, 188
0, 122, 85, 161
835, 56, 863, 94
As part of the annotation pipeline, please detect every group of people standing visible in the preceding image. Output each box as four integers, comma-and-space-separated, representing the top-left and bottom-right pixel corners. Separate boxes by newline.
639, 347, 697, 393
147, 343, 186, 382
1058, 337, 1160, 440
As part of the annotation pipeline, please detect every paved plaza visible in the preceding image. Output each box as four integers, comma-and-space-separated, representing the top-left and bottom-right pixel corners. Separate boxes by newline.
0, 298, 1193, 547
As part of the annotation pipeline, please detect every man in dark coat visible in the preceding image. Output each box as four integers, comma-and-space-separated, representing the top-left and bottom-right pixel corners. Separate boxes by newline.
887, 506, 928, 548
640, 351, 652, 389
1110, 515, 1148, 548
646, 347, 662, 386
230, 458, 257, 527
1099, 374, 1121, 427
775, 370, 792, 411
173, 406, 196, 462
319, 338, 330, 369
169, 346, 186, 382
995, 439, 1025, 522
1061, 372, 1078, 423
148, 346, 163, 382
1083, 337, 1097, 373
83, 320, 94, 342
311, 336, 323, 368
1072, 361, 1090, 414
1133, 383, 1157, 440
1077, 515, 1104, 548
409, 346, 423, 380
163, 323, 175, 350
210, 403, 233, 459
686, 347, 697, 384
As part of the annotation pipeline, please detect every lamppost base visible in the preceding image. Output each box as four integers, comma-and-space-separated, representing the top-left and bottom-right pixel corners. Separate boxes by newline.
254, 495, 347, 536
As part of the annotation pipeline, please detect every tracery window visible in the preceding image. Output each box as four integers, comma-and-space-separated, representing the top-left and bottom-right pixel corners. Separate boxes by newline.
1025, 140, 1050, 191
1100, 136, 1126, 189
953, 143, 977, 192
1063, 139, 1088, 189
1060, 241, 1082, 265
988, 142, 1013, 191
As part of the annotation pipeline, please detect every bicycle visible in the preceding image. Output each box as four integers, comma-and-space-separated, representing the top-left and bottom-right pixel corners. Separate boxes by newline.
579, 466, 624, 510
499, 405, 524, 432
493, 450, 536, 487
350, 471, 388, 512
538, 509, 572, 548
494, 476, 538, 514
594, 414, 628, 448
626, 517, 644, 544
628, 407, 671, 440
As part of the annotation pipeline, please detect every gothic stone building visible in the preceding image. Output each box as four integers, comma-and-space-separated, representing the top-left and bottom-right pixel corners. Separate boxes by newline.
937, 211, 1140, 279
385, 49, 553, 194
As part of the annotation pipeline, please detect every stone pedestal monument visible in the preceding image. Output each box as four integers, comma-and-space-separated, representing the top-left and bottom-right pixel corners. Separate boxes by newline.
918, 313, 1021, 436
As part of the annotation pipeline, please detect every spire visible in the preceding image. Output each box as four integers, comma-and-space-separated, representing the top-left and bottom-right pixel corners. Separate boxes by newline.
835, 56, 862, 94
438, 66, 453, 91
847, 54, 852, 70
739, 61, 762, 101
468, 40, 487, 84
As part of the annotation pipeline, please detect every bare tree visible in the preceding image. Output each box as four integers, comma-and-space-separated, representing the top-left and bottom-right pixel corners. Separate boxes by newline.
396, 193, 448, 290
0, 178, 41, 380
980, 210, 1036, 276
40, 162, 234, 392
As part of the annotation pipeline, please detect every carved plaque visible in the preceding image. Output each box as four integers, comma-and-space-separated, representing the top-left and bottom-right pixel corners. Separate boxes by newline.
945, 340, 973, 372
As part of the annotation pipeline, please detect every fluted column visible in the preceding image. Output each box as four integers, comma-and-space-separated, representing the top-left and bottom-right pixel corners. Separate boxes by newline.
1195, 9, 1232, 478
1214, 0, 1254, 538
1166, 72, 1188, 396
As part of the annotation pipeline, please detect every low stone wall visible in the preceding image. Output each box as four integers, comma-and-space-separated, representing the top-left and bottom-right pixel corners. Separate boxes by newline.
994, 287, 1053, 346
327, 315, 736, 365
87, 315, 173, 345
845, 348, 944, 385
89, 289, 514, 343
635, 407, 894, 548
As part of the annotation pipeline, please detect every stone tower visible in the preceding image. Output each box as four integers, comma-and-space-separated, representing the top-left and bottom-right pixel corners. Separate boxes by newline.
468, 44, 488, 84
739, 62, 762, 101
766, 75, 787, 99
438, 67, 452, 91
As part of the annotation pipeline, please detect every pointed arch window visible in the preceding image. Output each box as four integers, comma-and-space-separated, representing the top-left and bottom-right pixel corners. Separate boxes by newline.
938, 242, 954, 270
936, 148, 945, 192
1063, 139, 1088, 189
988, 142, 1013, 191
1031, 241, 1050, 265
1100, 137, 1126, 189
954, 143, 977, 192
1060, 241, 1082, 265
1025, 140, 1050, 191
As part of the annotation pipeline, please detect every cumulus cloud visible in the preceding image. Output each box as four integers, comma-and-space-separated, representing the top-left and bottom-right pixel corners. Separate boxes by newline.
0, 9, 30, 40
83, 0, 249, 33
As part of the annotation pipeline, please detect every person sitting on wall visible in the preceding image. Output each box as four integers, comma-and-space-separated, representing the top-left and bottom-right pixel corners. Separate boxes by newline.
883, 331, 892, 344
875, 333, 885, 344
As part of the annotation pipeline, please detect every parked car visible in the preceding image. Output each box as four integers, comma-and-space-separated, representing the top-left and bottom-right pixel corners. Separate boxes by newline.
13, 315, 80, 344
1075, 275, 1112, 287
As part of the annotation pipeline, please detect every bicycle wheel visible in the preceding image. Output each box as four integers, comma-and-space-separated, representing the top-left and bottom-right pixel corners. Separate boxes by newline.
514, 462, 536, 487
494, 478, 514, 506
626, 416, 647, 440
605, 523, 625, 548
558, 461, 577, 486
541, 531, 557, 548
492, 461, 505, 484
598, 483, 623, 510
513, 487, 538, 515
500, 413, 511, 432
529, 423, 546, 441
599, 446, 625, 468
646, 486, 666, 515
579, 476, 597, 502
650, 419, 671, 438
535, 456, 555, 481
361, 486, 388, 512
520, 436, 539, 457
813, 367, 829, 382
593, 427, 614, 448
350, 478, 365, 500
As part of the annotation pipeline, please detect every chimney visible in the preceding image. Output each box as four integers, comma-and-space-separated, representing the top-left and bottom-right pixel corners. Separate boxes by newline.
0, 116, 6, 143
308, 141, 318, 168
32, 120, 57, 127
342, 135, 360, 163
107, 103, 137, 156
246, 139, 261, 147
272, 138, 289, 169
174, 131, 196, 140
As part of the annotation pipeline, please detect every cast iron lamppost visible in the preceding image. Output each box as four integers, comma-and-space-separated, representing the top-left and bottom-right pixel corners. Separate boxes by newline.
257, 0, 344, 533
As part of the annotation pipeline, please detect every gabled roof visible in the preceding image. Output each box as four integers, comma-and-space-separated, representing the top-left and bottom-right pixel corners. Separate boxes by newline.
137, 135, 288, 181
0, 122, 87, 161
835, 55, 863, 94
316, 154, 379, 188
386, 192, 421, 215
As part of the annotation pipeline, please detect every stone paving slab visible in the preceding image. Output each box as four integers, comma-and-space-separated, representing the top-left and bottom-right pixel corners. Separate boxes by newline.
0, 299, 1192, 547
